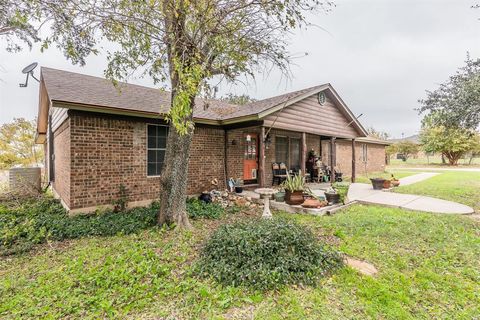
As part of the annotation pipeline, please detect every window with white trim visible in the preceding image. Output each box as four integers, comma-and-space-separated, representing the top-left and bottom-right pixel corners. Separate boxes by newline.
362, 144, 368, 162
147, 124, 168, 176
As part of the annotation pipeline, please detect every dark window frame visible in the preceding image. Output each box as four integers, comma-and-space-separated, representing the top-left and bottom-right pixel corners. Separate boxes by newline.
147, 124, 168, 177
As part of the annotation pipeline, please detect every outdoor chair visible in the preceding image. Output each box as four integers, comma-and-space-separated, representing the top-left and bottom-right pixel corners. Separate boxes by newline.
272, 162, 288, 185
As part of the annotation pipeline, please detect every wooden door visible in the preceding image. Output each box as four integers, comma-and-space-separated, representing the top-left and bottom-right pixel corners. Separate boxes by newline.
243, 134, 258, 182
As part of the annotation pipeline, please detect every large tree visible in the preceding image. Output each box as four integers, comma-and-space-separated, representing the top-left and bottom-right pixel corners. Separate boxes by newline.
37, 0, 332, 227
0, 1, 42, 51
0, 118, 44, 169
418, 55, 480, 130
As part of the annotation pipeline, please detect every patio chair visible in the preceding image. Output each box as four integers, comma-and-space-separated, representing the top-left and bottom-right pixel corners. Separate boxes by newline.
272, 162, 288, 185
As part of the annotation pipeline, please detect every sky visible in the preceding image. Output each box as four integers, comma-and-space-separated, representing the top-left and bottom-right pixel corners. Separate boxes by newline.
0, 0, 479, 138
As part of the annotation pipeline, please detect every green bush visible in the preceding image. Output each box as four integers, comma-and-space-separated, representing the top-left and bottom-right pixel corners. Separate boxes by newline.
196, 218, 343, 290
186, 198, 224, 219
0, 197, 158, 256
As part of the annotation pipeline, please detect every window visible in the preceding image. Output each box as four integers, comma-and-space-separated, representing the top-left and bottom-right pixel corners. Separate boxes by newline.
362, 144, 368, 162
290, 138, 301, 170
275, 136, 289, 165
147, 125, 168, 176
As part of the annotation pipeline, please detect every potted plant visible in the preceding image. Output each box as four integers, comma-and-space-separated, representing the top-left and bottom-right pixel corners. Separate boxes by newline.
274, 188, 286, 202
331, 182, 350, 204
370, 177, 386, 190
383, 179, 392, 189
391, 174, 400, 187
324, 187, 340, 205
281, 171, 306, 205
234, 178, 243, 193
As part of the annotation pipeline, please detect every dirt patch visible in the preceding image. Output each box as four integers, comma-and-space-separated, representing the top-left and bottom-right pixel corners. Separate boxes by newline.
345, 256, 378, 276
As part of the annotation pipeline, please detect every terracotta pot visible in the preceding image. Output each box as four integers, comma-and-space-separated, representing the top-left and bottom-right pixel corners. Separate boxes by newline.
301, 198, 328, 208
391, 180, 400, 187
383, 180, 391, 189
285, 190, 304, 205
370, 178, 386, 190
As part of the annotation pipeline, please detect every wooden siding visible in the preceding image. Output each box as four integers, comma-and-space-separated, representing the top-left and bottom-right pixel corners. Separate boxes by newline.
263, 93, 359, 138
50, 106, 69, 132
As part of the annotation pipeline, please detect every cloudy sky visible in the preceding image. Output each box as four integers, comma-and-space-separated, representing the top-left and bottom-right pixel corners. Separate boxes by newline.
0, 0, 479, 138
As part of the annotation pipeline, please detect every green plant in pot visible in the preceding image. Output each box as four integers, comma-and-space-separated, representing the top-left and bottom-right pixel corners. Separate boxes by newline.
281, 171, 306, 205
331, 182, 350, 204
274, 187, 286, 202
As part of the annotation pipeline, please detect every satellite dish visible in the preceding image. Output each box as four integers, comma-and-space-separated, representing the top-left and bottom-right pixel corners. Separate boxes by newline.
19, 62, 39, 87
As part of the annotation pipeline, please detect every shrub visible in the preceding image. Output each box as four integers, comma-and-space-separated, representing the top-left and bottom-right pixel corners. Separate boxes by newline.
0, 196, 158, 256
196, 217, 343, 290
186, 198, 224, 219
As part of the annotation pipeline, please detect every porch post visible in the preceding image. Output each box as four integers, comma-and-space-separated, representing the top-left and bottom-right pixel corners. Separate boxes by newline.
301, 132, 306, 175
259, 126, 266, 187
330, 137, 336, 183
351, 138, 356, 183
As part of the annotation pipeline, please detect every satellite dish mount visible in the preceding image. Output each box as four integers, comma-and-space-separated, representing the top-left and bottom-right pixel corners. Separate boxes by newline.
19, 62, 39, 87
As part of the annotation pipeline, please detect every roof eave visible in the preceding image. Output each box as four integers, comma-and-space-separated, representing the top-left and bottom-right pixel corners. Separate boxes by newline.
51, 100, 223, 125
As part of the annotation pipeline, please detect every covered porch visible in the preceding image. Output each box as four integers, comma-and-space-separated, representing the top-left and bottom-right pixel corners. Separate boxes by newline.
225, 125, 358, 188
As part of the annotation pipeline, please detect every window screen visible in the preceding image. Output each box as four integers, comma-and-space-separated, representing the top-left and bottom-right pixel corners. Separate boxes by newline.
147, 125, 168, 176
290, 138, 301, 170
362, 144, 368, 162
275, 136, 289, 165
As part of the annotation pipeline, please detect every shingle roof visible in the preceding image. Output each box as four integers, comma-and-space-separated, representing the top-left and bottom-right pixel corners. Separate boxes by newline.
41, 67, 241, 121
40, 67, 330, 122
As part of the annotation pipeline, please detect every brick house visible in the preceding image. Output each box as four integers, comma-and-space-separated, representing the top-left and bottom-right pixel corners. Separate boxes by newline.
35, 68, 389, 213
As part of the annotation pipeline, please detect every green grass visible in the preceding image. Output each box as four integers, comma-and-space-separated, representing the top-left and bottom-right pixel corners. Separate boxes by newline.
1, 205, 479, 319
395, 171, 480, 212
353, 170, 417, 184
389, 156, 480, 167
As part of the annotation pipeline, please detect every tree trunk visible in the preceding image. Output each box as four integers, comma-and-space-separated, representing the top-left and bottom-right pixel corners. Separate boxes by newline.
158, 114, 194, 229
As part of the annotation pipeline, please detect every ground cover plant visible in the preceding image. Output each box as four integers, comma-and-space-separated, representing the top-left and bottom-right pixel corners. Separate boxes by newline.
196, 218, 343, 290
1, 204, 479, 319
394, 170, 480, 211
1, 195, 230, 256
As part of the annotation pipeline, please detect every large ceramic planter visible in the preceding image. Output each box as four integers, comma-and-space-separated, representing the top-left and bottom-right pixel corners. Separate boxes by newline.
325, 192, 340, 204
285, 190, 304, 205
370, 178, 386, 190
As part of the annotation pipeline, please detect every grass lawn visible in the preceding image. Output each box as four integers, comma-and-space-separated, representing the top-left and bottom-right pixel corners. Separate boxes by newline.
1, 205, 479, 319
389, 156, 480, 167
353, 170, 417, 184
394, 171, 480, 212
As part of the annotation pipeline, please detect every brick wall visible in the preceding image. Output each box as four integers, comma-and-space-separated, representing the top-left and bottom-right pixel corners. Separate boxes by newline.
68, 112, 225, 211
52, 119, 71, 206
335, 140, 387, 178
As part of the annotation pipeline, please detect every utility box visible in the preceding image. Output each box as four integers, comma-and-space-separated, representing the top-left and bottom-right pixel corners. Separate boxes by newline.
9, 167, 42, 195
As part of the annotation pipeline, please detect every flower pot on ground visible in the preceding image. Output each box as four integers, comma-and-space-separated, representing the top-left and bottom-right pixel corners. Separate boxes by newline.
274, 191, 286, 202
370, 178, 386, 190
391, 179, 400, 187
285, 190, 304, 205
235, 186, 243, 193
281, 171, 306, 205
325, 192, 340, 205
383, 180, 392, 189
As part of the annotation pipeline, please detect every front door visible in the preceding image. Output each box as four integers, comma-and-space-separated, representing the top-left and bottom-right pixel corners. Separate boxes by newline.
243, 134, 258, 183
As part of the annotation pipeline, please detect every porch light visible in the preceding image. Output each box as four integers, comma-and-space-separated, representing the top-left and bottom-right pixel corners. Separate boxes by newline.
246, 134, 251, 142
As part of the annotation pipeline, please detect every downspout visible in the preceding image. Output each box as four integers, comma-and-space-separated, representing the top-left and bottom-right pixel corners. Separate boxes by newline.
223, 128, 228, 189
